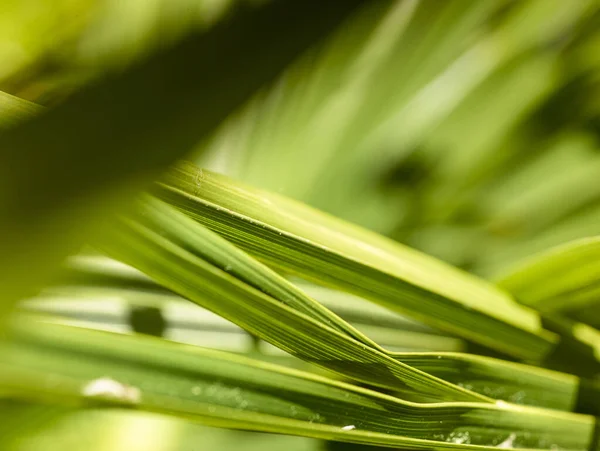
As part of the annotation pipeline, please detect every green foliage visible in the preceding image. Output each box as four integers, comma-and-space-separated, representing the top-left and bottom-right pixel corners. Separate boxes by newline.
1, 1, 600, 450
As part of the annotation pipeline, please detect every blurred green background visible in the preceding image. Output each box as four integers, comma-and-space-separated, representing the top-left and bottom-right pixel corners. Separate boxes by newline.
1, 0, 599, 449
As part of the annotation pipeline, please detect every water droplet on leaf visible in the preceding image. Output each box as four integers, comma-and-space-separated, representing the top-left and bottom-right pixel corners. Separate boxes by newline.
446, 431, 470, 444
497, 433, 517, 449
82, 377, 141, 405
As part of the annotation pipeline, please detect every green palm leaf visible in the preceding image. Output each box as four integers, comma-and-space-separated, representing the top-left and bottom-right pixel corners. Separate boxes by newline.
67, 193, 583, 412
154, 163, 557, 362
1, 315, 594, 450
498, 237, 600, 314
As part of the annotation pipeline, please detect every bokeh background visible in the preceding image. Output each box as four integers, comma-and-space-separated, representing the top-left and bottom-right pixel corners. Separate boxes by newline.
2, 0, 599, 449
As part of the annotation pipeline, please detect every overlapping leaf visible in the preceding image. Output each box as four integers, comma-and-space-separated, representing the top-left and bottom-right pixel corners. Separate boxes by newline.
58, 193, 589, 412
37, 255, 465, 353
0, 316, 594, 450
153, 163, 557, 362
95, 195, 483, 403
